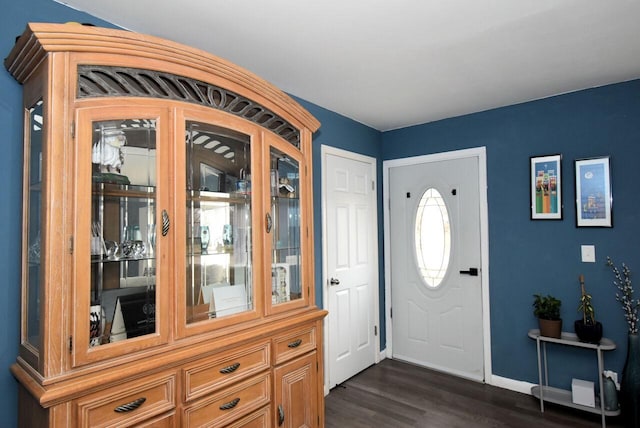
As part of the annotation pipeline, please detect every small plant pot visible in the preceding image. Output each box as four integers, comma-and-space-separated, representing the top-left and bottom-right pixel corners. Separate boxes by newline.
539, 318, 562, 339
574, 320, 603, 344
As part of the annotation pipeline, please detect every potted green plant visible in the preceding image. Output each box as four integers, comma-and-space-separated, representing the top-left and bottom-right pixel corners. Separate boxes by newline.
533, 293, 562, 338
574, 274, 603, 343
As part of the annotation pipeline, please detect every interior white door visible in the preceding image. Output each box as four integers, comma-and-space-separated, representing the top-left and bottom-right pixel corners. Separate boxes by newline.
389, 155, 484, 381
324, 149, 377, 388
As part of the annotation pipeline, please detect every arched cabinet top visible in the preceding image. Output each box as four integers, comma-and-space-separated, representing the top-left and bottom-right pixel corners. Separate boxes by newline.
5, 22, 320, 139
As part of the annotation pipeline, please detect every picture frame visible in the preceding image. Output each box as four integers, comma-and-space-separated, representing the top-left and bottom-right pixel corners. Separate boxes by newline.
530, 154, 563, 220
199, 163, 224, 192
575, 156, 612, 227
272, 263, 290, 304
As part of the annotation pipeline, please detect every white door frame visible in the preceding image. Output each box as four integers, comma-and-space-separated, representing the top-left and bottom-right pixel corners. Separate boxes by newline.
383, 147, 492, 383
321, 145, 380, 395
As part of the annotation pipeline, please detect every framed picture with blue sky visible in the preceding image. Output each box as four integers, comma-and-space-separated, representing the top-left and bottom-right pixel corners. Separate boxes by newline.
575, 156, 612, 227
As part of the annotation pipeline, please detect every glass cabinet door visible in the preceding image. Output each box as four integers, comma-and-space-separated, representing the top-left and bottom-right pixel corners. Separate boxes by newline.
269, 146, 303, 306
90, 119, 157, 347
185, 121, 253, 324
24, 99, 44, 360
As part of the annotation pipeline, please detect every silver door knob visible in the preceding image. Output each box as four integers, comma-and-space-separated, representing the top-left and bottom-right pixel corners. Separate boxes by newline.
329, 278, 340, 286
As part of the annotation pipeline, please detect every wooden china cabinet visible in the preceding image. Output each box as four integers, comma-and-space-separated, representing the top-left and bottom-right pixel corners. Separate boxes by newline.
6, 23, 325, 427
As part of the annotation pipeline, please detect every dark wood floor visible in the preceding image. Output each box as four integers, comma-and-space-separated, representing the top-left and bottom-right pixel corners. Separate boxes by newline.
325, 359, 623, 427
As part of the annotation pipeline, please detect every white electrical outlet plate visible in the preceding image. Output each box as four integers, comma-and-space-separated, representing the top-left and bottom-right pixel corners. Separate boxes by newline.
581, 245, 596, 263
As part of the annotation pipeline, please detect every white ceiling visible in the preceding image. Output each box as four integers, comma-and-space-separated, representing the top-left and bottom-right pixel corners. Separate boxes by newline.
57, 0, 640, 131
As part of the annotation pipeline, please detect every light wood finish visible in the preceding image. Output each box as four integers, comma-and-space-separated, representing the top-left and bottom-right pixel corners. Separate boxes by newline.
226, 406, 271, 428
274, 325, 317, 365
182, 340, 271, 402
274, 352, 319, 428
74, 371, 176, 428
182, 373, 270, 427
7, 23, 326, 427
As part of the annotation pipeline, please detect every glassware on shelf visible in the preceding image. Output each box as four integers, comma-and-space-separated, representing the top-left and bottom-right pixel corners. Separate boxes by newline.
104, 240, 119, 260
147, 223, 156, 256
91, 221, 106, 256
122, 225, 146, 258
200, 226, 210, 254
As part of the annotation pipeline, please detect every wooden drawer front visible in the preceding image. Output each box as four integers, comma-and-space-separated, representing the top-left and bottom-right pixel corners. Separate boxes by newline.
183, 341, 270, 401
136, 413, 176, 427
75, 372, 176, 428
225, 406, 270, 428
274, 326, 316, 365
183, 373, 270, 428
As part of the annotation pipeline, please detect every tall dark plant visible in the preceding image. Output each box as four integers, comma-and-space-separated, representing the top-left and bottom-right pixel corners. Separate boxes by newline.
577, 274, 596, 325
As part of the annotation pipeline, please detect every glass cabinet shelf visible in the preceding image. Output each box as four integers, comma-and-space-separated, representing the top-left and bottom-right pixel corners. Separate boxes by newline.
188, 191, 250, 204
91, 255, 155, 263
92, 183, 156, 198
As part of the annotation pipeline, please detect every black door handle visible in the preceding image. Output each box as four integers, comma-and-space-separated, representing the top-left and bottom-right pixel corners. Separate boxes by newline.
459, 267, 479, 276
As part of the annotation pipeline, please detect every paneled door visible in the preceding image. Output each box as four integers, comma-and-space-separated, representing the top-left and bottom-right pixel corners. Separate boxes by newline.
323, 147, 378, 388
388, 154, 484, 381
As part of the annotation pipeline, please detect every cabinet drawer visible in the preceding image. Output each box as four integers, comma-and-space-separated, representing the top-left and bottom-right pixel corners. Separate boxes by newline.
225, 405, 270, 428
183, 373, 270, 428
136, 412, 176, 427
183, 340, 270, 401
274, 325, 316, 365
75, 372, 176, 428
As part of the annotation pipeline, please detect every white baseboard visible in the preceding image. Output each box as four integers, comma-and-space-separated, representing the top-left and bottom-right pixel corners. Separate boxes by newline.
490, 374, 535, 395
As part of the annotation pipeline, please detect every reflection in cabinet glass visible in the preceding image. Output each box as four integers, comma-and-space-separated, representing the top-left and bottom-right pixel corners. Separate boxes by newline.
185, 121, 253, 322
90, 119, 158, 347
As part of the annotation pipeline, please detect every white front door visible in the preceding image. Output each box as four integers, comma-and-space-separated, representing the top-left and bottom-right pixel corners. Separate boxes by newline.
387, 151, 485, 381
322, 146, 378, 389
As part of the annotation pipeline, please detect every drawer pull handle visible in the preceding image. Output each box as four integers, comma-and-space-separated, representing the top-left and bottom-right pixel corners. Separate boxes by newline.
288, 339, 302, 348
219, 362, 241, 374
114, 397, 146, 413
219, 397, 240, 411
278, 404, 285, 426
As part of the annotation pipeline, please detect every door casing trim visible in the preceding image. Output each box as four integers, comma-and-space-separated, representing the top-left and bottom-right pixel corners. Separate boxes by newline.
321, 145, 381, 395
382, 147, 492, 383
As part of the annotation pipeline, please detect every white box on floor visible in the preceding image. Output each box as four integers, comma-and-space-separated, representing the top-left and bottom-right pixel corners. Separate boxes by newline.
572, 378, 595, 407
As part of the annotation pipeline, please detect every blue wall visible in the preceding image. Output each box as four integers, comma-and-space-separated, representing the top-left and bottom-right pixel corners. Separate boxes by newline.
382, 80, 640, 386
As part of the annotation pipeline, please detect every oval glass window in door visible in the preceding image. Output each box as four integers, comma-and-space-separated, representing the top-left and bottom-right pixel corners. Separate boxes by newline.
414, 188, 451, 288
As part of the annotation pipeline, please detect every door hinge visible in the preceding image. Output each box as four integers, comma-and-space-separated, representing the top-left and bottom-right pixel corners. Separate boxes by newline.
68, 336, 73, 353
70, 121, 75, 139
316, 361, 319, 371
374, 326, 378, 336
390, 307, 393, 318
69, 236, 74, 254
372, 180, 375, 191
